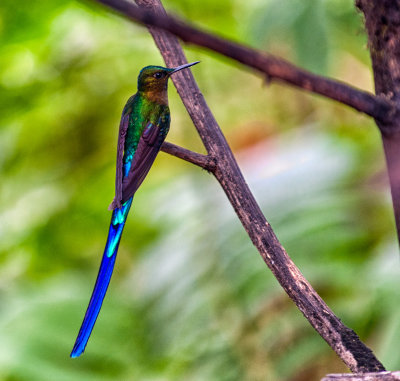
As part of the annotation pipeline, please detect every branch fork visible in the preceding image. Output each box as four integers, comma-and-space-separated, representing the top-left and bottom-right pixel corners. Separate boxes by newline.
93, 0, 392, 374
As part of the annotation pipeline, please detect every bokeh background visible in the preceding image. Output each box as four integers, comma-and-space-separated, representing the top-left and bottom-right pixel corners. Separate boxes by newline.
1, 0, 400, 380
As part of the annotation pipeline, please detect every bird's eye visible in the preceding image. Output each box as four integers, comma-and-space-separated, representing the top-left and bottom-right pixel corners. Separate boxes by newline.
153, 72, 163, 79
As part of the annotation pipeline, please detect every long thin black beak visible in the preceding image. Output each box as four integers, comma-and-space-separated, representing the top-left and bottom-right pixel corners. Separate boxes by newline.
170, 61, 200, 75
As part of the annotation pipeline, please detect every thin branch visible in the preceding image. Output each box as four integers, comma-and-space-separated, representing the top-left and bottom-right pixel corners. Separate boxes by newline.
129, 0, 385, 373
95, 0, 397, 125
161, 141, 216, 172
322, 372, 400, 381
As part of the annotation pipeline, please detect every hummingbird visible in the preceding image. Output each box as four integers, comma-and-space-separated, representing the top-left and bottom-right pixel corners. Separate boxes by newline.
70, 61, 200, 358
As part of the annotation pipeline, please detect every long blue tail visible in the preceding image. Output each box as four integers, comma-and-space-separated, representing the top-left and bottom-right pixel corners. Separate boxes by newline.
70, 197, 133, 358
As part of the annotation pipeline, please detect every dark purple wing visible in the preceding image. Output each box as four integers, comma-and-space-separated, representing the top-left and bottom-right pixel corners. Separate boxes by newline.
108, 112, 129, 210
120, 120, 165, 203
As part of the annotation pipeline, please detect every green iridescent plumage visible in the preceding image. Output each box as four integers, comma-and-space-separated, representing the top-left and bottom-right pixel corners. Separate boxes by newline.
70, 61, 200, 358
122, 93, 170, 170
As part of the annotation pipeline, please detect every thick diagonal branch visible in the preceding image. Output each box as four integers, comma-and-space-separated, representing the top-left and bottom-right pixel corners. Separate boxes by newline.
125, 0, 386, 373
94, 0, 397, 124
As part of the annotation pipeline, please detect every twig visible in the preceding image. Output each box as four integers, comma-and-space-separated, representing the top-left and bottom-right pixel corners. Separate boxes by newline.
161, 141, 216, 172
322, 371, 400, 381
128, 0, 385, 373
95, 0, 397, 125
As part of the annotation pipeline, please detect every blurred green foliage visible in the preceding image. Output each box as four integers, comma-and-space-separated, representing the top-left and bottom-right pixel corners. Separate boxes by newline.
0, 0, 399, 380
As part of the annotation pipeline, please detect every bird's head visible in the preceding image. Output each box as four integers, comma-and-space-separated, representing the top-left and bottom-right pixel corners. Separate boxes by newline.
137, 62, 199, 104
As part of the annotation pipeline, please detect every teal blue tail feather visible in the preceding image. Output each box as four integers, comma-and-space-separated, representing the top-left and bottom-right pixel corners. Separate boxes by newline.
70, 197, 133, 358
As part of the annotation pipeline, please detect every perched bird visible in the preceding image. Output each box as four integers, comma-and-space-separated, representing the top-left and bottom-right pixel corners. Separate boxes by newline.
70, 61, 200, 358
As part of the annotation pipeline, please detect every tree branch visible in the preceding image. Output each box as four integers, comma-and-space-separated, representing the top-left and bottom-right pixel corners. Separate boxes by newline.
126, 0, 385, 373
322, 371, 400, 381
356, 0, 400, 244
161, 141, 216, 172
95, 0, 397, 125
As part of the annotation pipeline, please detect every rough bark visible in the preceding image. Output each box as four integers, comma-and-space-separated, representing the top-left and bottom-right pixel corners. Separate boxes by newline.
87, 0, 399, 374
95, 0, 397, 123
127, 0, 385, 373
161, 141, 216, 171
322, 371, 400, 381
356, 0, 400, 242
